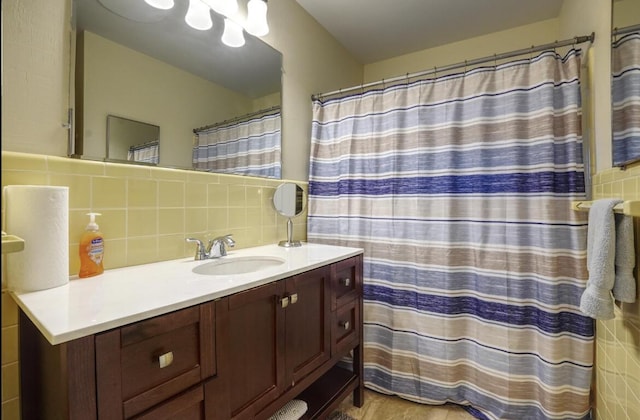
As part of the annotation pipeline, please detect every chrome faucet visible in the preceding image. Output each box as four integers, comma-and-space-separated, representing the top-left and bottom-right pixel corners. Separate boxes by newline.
186, 234, 235, 260
207, 234, 235, 258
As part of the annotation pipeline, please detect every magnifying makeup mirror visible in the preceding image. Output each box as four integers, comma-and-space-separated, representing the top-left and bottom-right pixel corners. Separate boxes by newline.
273, 183, 305, 247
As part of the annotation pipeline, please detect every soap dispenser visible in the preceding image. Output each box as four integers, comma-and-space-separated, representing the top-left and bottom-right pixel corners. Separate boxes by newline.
79, 212, 104, 278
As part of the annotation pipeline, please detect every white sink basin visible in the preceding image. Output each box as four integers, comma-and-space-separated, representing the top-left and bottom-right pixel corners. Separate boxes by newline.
192, 256, 286, 276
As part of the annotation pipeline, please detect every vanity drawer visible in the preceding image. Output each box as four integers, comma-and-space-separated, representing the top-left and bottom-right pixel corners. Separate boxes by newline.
332, 256, 362, 310
96, 302, 215, 419
332, 299, 359, 356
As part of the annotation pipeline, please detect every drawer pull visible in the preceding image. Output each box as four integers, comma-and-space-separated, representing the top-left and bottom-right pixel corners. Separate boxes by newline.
339, 321, 350, 330
158, 351, 174, 369
340, 278, 351, 287
290, 293, 298, 304
280, 296, 290, 308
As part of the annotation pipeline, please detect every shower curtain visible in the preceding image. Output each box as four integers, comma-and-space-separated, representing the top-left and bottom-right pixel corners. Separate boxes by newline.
128, 141, 159, 164
193, 110, 281, 178
612, 31, 640, 166
308, 50, 593, 420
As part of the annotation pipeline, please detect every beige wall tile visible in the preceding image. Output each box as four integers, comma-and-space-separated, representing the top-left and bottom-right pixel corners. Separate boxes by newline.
126, 237, 158, 265
91, 177, 127, 208
128, 179, 158, 207
1, 326, 18, 364
186, 182, 208, 207
185, 208, 208, 234
1, 363, 19, 401
1, 293, 18, 328
158, 234, 188, 261
128, 209, 158, 237
159, 208, 185, 235
47, 156, 104, 175
158, 181, 185, 207
1, 398, 20, 420
207, 208, 228, 231
49, 174, 92, 209
208, 184, 228, 207
1, 152, 47, 171
103, 238, 127, 269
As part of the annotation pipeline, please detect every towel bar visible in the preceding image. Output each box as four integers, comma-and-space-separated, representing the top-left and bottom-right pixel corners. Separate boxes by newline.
571, 200, 640, 216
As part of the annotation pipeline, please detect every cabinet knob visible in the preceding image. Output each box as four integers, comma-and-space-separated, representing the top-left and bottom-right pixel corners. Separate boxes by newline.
340, 278, 351, 287
158, 351, 174, 369
290, 293, 298, 304
339, 321, 350, 330
280, 296, 290, 308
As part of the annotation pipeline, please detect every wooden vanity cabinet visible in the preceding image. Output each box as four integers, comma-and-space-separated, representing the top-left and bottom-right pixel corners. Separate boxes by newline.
18, 254, 363, 420
212, 265, 332, 419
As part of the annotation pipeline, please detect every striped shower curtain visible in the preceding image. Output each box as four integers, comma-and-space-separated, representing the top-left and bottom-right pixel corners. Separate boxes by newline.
128, 141, 159, 164
308, 50, 593, 420
612, 31, 640, 166
193, 110, 281, 178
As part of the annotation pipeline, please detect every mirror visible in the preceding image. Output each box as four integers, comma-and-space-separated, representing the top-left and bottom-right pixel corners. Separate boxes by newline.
612, 0, 640, 167
107, 115, 160, 164
73, 0, 282, 178
273, 183, 305, 247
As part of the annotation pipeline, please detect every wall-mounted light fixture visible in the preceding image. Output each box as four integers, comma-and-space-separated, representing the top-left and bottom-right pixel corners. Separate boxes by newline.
144, 0, 268, 48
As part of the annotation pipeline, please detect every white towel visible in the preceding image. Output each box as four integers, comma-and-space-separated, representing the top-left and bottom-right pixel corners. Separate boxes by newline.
268, 399, 308, 420
579, 199, 621, 320
612, 212, 637, 303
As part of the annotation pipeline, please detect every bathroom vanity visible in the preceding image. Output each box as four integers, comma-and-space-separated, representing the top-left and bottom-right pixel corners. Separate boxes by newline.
12, 243, 364, 419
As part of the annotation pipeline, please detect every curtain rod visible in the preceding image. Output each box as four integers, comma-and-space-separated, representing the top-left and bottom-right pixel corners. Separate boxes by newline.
613, 23, 640, 37
313, 33, 595, 100
193, 105, 281, 133
128, 140, 159, 151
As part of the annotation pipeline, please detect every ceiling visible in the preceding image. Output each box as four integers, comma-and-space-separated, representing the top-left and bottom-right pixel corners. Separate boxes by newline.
295, 0, 565, 64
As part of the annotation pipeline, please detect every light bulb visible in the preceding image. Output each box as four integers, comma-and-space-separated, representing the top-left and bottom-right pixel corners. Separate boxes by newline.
144, 0, 174, 9
246, 0, 269, 36
221, 18, 245, 47
202, 0, 238, 17
185, 0, 213, 31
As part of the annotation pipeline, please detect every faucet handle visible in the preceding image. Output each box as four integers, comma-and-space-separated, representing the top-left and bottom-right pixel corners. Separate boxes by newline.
186, 237, 207, 260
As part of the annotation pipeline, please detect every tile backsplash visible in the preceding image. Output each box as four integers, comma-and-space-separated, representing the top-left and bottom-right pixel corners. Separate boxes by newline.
591, 164, 640, 420
0, 150, 307, 419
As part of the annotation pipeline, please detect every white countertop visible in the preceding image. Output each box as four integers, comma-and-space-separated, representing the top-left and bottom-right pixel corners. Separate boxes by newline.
11, 243, 363, 345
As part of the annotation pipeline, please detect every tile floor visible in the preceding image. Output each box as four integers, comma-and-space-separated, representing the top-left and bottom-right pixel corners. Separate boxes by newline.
334, 389, 477, 419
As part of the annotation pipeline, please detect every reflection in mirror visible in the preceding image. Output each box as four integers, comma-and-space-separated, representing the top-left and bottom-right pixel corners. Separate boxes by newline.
193, 106, 281, 178
73, 0, 282, 177
107, 115, 160, 164
611, 0, 640, 167
273, 183, 305, 247
612, 27, 640, 167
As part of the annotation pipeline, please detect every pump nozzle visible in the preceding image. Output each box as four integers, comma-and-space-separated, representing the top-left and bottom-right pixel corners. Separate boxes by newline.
86, 212, 102, 230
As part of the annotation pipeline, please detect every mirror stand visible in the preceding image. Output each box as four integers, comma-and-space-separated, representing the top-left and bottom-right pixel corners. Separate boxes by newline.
279, 218, 302, 248
273, 183, 305, 247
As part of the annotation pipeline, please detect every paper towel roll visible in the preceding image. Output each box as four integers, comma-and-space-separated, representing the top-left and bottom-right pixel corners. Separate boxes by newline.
5, 185, 69, 292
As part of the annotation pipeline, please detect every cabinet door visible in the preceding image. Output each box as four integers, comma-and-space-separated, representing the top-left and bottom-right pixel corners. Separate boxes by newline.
285, 265, 331, 387
225, 281, 287, 419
